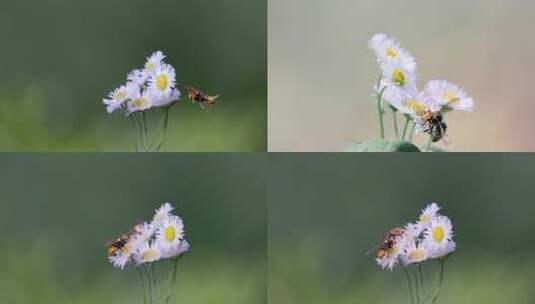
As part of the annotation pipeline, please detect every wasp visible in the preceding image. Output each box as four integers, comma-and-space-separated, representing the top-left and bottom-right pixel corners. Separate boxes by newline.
368, 227, 405, 259
187, 87, 219, 109
421, 110, 448, 143
106, 226, 137, 257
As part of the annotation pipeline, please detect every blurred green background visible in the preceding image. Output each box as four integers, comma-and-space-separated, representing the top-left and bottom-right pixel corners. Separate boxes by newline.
0, 154, 266, 303
269, 154, 535, 303
269, 0, 535, 151
0, 0, 266, 151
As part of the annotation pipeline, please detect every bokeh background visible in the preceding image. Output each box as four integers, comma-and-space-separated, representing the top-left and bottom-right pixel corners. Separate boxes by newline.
269, 154, 535, 303
0, 0, 266, 151
0, 154, 266, 303
269, 0, 535, 151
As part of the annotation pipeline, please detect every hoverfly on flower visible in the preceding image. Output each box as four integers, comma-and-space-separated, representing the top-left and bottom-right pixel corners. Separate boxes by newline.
106, 202, 190, 303
366, 34, 475, 151
106, 202, 189, 269
370, 202, 456, 270
369, 202, 456, 302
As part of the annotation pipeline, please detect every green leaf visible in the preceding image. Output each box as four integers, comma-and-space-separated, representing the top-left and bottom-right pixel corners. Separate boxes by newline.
343, 139, 421, 152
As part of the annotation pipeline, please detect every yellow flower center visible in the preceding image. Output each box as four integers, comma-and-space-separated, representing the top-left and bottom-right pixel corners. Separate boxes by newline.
432, 226, 445, 242
114, 90, 128, 101
443, 91, 459, 104
164, 226, 176, 242
406, 100, 425, 113
141, 249, 158, 262
391, 69, 406, 86
155, 74, 168, 90
408, 249, 426, 262
132, 97, 150, 109
386, 47, 398, 59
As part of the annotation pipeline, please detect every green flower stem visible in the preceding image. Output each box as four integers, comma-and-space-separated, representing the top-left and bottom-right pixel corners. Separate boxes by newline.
142, 111, 151, 151
150, 263, 157, 302
150, 265, 155, 304
418, 263, 425, 302
409, 122, 416, 142
413, 267, 420, 304
376, 87, 387, 139
155, 106, 171, 152
165, 258, 180, 304
390, 106, 399, 139
142, 265, 153, 304
139, 112, 143, 135
150, 264, 157, 304
422, 264, 438, 303
130, 114, 139, 152
425, 135, 433, 152
136, 267, 148, 304
432, 261, 445, 304
404, 267, 415, 304
129, 116, 139, 152
401, 115, 410, 140
134, 113, 145, 152
142, 111, 148, 135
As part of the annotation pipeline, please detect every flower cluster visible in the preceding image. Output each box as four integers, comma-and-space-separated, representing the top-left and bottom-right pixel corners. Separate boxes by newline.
375, 202, 456, 271
103, 51, 181, 115
369, 34, 474, 143
108, 202, 189, 269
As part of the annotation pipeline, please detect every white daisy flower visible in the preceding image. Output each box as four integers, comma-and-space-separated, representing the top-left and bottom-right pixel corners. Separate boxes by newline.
424, 80, 474, 112
424, 215, 456, 258
109, 253, 130, 269
152, 202, 174, 229
143, 50, 166, 77
384, 90, 431, 116
428, 239, 456, 259
401, 92, 449, 137
396, 226, 418, 257
177, 239, 190, 255
127, 88, 153, 114
369, 33, 416, 73
148, 63, 176, 98
379, 62, 418, 107
160, 239, 190, 259
403, 222, 421, 240
401, 239, 428, 265
156, 215, 184, 251
133, 242, 161, 266
416, 202, 441, 232
376, 250, 399, 271
403, 97, 427, 115
133, 222, 154, 242
401, 91, 441, 115
127, 69, 147, 86
102, 83, 137, 113
152, 88, 181, 108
